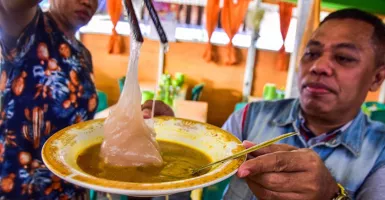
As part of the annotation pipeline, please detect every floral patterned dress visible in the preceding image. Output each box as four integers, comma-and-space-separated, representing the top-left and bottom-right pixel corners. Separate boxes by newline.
0, 8, 98, 200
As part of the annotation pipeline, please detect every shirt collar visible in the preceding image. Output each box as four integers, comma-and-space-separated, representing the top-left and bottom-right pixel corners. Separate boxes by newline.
298, 112, 353, 135
272, 99, 365, 157
44, 10, 82, 51
272, 99, 300, 126
334, 112, 366, 157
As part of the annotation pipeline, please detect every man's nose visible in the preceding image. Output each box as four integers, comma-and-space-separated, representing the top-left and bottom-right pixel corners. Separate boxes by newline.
80, 0, 92, 7
310, 55, 333, 76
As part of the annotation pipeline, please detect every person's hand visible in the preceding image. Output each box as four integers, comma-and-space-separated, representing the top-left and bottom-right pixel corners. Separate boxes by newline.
237, 141, 339, 200
141, 100, 174, 119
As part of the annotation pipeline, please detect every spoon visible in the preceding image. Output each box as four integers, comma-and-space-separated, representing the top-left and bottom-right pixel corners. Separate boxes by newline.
191, 132, 297, 175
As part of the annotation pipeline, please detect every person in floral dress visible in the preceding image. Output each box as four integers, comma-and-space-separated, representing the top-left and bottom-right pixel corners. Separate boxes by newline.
0, 0, 173, 199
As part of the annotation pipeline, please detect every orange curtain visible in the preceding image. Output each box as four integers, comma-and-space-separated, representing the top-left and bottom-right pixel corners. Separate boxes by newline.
107, 0, 124, 54
203, 0, 220, 62
296, 0, 320, 69
276, 1, 293, 71
221, 0, 249, 65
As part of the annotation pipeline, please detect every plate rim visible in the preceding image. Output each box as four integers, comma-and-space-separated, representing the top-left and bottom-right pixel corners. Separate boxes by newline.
42, 116, 246, 196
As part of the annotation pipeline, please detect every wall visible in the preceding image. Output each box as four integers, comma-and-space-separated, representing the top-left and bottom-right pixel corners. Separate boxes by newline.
81, 33, 380, 126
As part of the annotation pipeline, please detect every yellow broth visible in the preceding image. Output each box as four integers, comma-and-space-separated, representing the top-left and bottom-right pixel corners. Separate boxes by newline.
76, 140, 212, 183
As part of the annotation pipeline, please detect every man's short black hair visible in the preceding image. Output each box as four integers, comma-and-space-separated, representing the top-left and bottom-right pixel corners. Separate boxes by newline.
320, 8, 385, 67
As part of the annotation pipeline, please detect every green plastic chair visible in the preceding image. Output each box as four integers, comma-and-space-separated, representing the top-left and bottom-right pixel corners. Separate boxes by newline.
202, 177, 232, 200
118, 76, 126, 93
362, 102, 385, 124
191, 84, 204, 101
96, 90, 108, 112
90, 192, 128, 200
142, 91, 155, 104
235, 102, 248, 112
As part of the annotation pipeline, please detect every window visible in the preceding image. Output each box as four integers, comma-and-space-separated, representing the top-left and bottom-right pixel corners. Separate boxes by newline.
41, 0, 330, 53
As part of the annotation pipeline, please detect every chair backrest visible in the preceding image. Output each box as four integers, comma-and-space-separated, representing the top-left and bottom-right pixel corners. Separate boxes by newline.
191, 84, 204, 101
362, 102, 385, 124
96, 90, 108, 113
370, 111, 385, 124
202, 178, 232, 200
141, 91, 155, 104
118, 76, 126, 93
234, 102, 248, 112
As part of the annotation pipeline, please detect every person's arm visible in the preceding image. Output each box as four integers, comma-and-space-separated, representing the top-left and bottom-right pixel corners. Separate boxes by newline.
356, 166, 385, 200
0, 0, 40, 37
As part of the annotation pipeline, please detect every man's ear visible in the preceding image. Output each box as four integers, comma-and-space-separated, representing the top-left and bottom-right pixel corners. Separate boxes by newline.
370, 65, 385, 91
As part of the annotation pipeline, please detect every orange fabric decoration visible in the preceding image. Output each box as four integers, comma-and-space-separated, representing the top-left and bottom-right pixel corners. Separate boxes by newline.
203, 0, 220, 62
107, 0, 124, 54
221, 0, 249, 65
277, 1, 293, 71
296, 0, 320, 70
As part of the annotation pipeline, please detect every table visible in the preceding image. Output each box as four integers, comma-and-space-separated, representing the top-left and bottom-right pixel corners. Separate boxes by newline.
95, 99, 208, 123
94, 100, 208, 123
96, 82, 191, 119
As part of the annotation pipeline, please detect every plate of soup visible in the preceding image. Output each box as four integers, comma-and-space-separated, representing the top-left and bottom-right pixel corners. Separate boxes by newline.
42, 116, 246, 197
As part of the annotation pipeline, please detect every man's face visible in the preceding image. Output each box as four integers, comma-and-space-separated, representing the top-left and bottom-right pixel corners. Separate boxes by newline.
50, 0, 98, 30
298, 19, 385, 116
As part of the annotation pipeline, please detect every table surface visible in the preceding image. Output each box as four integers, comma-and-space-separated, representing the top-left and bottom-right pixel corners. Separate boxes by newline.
95, 100, 208, 123
96, 82, 190, 118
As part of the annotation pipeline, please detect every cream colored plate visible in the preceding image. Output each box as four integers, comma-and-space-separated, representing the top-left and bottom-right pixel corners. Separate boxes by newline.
42, 116, 245, 197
